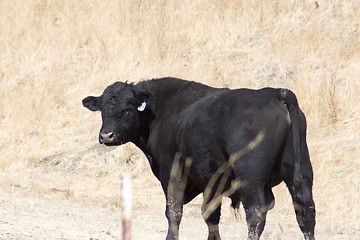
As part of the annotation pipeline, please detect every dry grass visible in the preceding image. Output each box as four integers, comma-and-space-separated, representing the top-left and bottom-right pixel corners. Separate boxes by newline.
1, 0, 359, 238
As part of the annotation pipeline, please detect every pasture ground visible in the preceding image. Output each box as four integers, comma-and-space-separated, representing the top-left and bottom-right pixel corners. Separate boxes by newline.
1, 1, 359, 239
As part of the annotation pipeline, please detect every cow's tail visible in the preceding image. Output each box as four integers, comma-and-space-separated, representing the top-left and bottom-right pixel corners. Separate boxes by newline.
279, 89, 302, 189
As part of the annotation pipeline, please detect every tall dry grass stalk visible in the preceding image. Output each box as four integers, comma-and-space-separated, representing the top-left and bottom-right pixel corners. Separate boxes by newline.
0, 0, 359, 235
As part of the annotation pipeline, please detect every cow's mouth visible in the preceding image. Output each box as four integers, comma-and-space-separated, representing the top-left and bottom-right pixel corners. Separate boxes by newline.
104, 141, 123, 146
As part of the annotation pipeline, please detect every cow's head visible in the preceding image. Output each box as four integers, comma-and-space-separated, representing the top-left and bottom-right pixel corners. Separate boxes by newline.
82, 82, 151, 146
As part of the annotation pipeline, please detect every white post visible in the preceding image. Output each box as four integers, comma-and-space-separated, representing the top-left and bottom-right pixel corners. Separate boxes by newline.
122, 172, 132, 240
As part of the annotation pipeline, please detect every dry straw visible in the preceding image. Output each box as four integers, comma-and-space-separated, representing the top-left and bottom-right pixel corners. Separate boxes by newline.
0, 0, 359, 238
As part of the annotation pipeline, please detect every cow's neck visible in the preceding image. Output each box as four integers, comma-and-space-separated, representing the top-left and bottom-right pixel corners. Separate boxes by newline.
132, 78, 218, 177
138, 78, 194, 111
132, 125, 160, 179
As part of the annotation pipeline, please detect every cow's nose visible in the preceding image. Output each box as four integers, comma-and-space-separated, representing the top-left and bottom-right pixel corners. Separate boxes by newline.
99, 132, 114, 144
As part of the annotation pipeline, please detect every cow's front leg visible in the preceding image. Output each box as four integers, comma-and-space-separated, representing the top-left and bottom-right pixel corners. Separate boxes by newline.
165, 199, 183, 240
204, 204, 221, 240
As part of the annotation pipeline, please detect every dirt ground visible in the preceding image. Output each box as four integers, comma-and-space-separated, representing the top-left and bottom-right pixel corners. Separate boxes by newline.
1, 153, 359, 240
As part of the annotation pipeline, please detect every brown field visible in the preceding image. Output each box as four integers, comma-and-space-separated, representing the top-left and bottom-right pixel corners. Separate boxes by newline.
1, 0, 359, 239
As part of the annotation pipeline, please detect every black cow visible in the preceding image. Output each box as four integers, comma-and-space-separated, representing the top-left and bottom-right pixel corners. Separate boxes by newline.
83, 77, 315, 240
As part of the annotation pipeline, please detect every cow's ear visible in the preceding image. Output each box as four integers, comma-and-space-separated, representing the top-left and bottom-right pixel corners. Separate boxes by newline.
82, 96, 101, 111
133, 84, 153, 111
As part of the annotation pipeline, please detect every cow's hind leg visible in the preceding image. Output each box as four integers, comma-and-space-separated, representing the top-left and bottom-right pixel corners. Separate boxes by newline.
242, 187, 268, 240
282, 141, 316, 240
285, 180, 315, 240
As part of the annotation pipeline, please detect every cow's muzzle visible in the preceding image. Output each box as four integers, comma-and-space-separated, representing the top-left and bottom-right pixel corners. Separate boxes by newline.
99, 132, 115, 144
